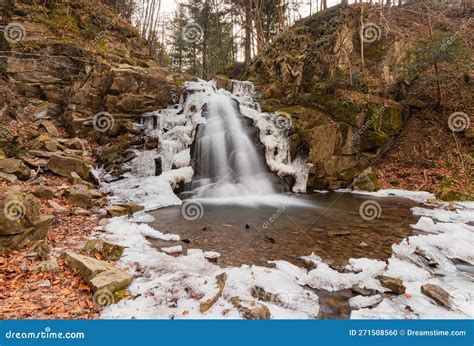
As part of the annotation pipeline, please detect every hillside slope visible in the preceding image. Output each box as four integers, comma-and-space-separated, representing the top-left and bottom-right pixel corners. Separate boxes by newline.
244, 3, 473, 199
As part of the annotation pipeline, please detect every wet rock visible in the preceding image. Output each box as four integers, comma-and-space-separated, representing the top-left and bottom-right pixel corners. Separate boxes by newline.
47, 155, 90, 180
34, 258, 59, 273
66, 185, 91, 209
0, 158, 31, 181
200, 272, 227, 313
32, 186, 55, 199
421, 284, 451, 308
83, 239, 124, 261
378, 276, 406, 295
106, 205, 128, 217
349, 294, 383, 309
351, 284, 376, 296
229, 297, 271, 320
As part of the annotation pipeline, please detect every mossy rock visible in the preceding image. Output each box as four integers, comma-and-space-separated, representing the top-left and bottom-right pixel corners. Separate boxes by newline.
437, 188, 473, 202
359, 131, 389, 152
352, 168, 381, 192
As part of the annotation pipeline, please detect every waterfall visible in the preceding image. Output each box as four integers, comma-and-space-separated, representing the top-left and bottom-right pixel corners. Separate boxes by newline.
190, 92, 276, 198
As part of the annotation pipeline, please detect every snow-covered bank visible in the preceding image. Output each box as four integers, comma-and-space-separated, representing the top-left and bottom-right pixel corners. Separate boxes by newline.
96, 189, 473, 319
98, 218, 319, 319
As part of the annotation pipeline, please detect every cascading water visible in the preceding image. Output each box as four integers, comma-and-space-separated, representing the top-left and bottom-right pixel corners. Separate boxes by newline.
189, 93, 277, 198
105, 79, 311, 209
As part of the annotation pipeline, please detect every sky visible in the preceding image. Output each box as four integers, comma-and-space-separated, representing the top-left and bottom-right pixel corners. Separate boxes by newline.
159, 0, 356, 18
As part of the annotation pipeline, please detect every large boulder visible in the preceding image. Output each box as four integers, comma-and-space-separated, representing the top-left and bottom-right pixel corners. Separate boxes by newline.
46, 155, 90, 180
0, 188, 54, 253
62, 252, 133, 297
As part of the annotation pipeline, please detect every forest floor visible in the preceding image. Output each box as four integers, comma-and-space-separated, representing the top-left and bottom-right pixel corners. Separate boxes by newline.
0, 177, 100, 319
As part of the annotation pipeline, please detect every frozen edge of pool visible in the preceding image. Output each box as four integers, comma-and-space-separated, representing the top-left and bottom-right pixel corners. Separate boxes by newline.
97, 189, 474, 320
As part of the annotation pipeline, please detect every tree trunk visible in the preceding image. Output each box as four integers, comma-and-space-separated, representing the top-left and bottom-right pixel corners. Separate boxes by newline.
244, 0, 252, 64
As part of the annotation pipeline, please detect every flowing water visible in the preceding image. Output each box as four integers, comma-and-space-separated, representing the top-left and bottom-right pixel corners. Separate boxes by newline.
188, 93, 276, 198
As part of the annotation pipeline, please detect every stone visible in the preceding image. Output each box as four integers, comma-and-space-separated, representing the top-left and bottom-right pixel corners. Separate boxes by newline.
47, 155, 90, 180
116, 203, 145, 215
61, 252, 115, 281
66, 185, 91, 209
69, 172, 94, 188
421, 284, 451, 308
349, 294, 383, 309
351, 284, 376, 296
204, 251, 220, 263
200, 273, 227, 313
27, 239, 51, 260
0, 158, 30, 181
38, 279, 51, 288
74, 207, 89, 215
229, 297, 271, 320
352, 168, 381, 192
48, 200, 67, 212
35, 120, 59, 137
32, 186, 55, 199
378, 276, 406, 295
83, 239, 125, 261
65, 138, 84, 150
106, 205, 128, 217
34, 258, 59, 273
89, 269, 133, 293
0, 172, 18, 182
0, 189, 53, 253
44, 140, 58, 152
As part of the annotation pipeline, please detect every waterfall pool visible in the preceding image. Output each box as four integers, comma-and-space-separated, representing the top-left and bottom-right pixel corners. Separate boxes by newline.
148, 191, 418, 268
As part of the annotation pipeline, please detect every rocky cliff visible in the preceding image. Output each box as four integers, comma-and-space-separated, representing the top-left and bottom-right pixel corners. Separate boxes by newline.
243, 3, 473, 197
